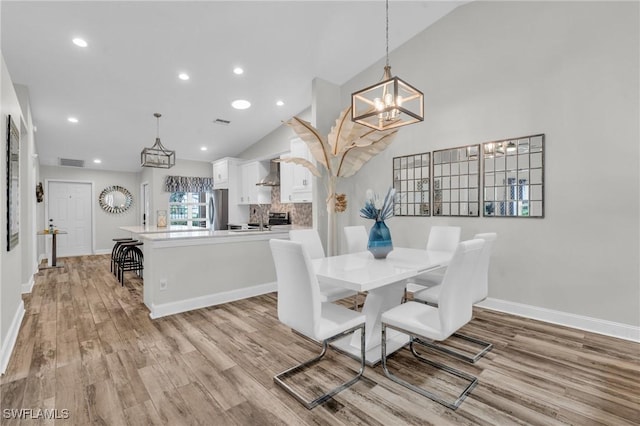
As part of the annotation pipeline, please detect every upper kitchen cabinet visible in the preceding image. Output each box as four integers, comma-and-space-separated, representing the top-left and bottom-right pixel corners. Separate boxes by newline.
280, 153, 294, 203
213, 157, 240, 189
238, 161, 271, 205
280, 138, 313, 203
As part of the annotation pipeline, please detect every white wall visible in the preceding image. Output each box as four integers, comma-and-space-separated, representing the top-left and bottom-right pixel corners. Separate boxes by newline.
39, 166, 140, 253
142, 234, 279, 318
38, 158, 216, 256
15, 84, 38, 290
337, 2, 639, 326
0, 55, 27, 368
145, 158, 212, 226
237, 107, 311, 160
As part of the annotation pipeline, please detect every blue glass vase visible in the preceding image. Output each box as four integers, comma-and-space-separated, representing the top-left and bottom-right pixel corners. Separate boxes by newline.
368, 220, 393, 259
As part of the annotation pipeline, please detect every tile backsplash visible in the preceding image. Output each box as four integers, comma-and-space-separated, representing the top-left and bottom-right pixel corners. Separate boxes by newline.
249, 185, 312, 227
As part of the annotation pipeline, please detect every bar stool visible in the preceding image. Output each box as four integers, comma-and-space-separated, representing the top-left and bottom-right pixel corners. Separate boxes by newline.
116, 241, 144, 286
111, 238, 134, 274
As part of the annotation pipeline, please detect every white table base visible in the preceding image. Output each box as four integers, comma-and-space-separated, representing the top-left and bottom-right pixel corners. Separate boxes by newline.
330, 281, 409, 365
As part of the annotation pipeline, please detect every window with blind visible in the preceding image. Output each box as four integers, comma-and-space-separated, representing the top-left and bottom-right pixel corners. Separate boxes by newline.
168, 192, 209, 227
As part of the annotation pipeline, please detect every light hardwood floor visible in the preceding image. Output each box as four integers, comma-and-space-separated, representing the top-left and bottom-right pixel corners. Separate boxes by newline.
1, 255, 639, 425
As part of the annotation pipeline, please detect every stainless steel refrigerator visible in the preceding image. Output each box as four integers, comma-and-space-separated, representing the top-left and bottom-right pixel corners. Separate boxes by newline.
209, 189, 229, 230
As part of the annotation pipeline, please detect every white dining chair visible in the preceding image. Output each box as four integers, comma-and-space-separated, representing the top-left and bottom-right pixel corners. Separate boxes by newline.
381, 239, 484, 410
290, 229, 359, 309
343, 225, 368, 254
404, 226, 461, 298
412, 233, 497, 363
289, 229, 325, 260
269, 239, 366, 409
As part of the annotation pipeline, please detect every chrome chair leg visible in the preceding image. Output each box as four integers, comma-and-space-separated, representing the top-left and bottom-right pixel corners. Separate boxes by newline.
412, 333, 493, 363
381, 323, 478, 411
411, 299, 493, 363
274, 323, 366, 410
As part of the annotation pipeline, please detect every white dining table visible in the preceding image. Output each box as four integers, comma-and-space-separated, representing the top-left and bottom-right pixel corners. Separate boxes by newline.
312, 247, 452, 365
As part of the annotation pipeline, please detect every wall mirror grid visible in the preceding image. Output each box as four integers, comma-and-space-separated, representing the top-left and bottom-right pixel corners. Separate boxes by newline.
482, 134, 544, 217
393, 153, 430, 216
433, 145, 480, 217
99, 185, 133, 214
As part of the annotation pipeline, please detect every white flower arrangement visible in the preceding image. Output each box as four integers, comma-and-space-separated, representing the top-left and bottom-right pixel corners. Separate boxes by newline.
359, 187, 396, 222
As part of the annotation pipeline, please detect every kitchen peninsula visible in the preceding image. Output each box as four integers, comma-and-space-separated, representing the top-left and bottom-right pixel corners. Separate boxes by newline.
136, 228, 289, 318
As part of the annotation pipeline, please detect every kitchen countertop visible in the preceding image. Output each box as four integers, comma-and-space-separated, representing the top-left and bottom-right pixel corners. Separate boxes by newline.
120, 225, 208, 234
121, 224, 302, 234
136, 228, 290, 246
144, 228, 285, 239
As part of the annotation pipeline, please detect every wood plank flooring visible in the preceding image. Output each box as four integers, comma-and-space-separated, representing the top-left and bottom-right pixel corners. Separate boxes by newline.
1, 255, 638, 425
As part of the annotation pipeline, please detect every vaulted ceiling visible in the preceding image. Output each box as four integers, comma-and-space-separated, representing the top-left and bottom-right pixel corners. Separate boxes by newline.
2, 1, 466, 172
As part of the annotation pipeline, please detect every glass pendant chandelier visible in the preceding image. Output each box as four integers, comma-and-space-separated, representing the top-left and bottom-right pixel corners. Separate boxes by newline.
351, 0, 424, 131
141, 113, 175, 168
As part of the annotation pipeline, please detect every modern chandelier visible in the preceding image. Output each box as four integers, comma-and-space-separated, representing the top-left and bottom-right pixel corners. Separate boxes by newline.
351, 0, 424, 131
141, 113, 175, 168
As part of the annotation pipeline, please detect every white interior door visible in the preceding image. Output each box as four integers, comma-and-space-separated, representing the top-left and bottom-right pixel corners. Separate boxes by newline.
48, 181, 92, 257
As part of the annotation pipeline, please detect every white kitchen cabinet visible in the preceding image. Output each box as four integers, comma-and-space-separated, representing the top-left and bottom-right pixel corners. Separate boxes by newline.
212, 157, 247, 224
280, 152, 294, 203
212, 158, 231, 189
289, 138, 313, 202
238, 161, 271, 205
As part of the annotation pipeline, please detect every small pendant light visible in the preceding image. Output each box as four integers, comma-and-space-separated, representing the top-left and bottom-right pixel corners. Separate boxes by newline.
141, 113, 175, 168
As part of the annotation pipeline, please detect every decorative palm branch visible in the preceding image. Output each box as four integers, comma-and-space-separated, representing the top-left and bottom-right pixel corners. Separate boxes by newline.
282, 106, 401, 256
283, 106, 398, 187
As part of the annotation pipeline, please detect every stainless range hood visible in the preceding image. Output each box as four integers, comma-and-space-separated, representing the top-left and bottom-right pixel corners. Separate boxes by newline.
256, 160, 280, 186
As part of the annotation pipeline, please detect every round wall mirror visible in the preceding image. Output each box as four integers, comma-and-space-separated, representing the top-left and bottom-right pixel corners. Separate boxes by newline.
99, 185, 133, 214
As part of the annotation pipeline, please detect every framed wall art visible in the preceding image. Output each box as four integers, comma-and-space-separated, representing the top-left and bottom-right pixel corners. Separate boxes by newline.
6, 115, 19, 251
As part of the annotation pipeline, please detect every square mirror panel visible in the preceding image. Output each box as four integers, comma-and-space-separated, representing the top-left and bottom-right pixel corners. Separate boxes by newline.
433, 144, 480, 217
393, 153, 430, 216
482, 134, 544, 218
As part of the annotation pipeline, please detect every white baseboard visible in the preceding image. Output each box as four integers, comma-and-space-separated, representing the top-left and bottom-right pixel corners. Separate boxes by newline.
0, 300, 26, 374
21, 275, 35, 294
149, 282, 277, 319
94, 249, 112, 255
477, 298, 640, 343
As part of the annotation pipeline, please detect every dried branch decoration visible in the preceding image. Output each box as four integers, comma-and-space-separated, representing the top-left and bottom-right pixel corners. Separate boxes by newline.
282, 106, 398, 212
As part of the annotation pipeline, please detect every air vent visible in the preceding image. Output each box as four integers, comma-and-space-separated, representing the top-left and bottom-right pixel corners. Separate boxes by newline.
59, 158, 85, 167
213, 118, 231, 126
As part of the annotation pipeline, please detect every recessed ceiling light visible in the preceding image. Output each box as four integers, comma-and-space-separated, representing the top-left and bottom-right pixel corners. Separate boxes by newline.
93, 159, 102, 164
276, 100, 285, 107
67, 117, 79, 123
72, 38, 88, 48
231, 99, 251, 110
178, 73, 190, 81
200, 146, 208, 151
233, 67, 244, 75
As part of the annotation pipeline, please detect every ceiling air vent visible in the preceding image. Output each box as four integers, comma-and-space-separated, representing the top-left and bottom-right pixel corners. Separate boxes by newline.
213, 118, 231, 126
59, 158, 85, 167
